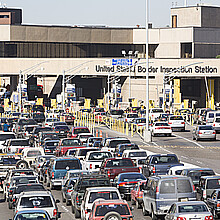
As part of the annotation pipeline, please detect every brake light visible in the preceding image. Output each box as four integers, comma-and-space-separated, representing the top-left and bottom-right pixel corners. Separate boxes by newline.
181, 122, 185, 124
76, 196, 80, 203
52, 172, 54, 179
156, 186, 159, 193
85, 209, 89, 214
213, 124, 215, 127
213, 131, 216, 134
45, 123, 48, 125
198, 131, 202, 134
168, 122, 172, 124
107, 170, 111, 177
90, 164, 92, 169
205, 216, 213, 220
192, 185, 195, 191
203, 190, 207, 199
153, 166, 156, 174
53, 209, 57, 217
217, 203, 220, 208
13, 198, 16, 202
119, 182, 126, 186
177, 218, 186, 220
67, 189, 72, 193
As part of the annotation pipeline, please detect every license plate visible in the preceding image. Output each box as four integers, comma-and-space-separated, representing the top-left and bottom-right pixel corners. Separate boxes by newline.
61, 131, 64, 133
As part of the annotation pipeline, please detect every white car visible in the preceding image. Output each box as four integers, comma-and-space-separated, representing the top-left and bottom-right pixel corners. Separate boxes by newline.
82, 151, 113, 172
149, 108, 164, 121
123, 113, 139, 123
168, 165, 198, 175
44, 118, 59, 127
81, 187, 121, 220
168, 115, 185, 131
77, 133, 93, 144
150, 122, 172, 136
212, 117, 220, 133
0, 132, 16, 153
15, 191, 60, 220
5, 138, 30, 153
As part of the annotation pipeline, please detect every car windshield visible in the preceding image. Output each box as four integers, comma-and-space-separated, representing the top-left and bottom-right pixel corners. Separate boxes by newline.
0, 134, 15, 141
78, 149, 99, 156
105, 159, 133, 167
207, 179, 220, 189
20, 196, 53, 208
62, 139, 80, 146
11, 140, 29, 146
178, 204, 208, 213
151, 156, 178, 164
95, 204, 130, 216
27, 150, 42, 157
120, 173, 145, 182
15, 213, 49, 220
46, 118, 58, 122
73, 128, 90, 134
89, 192, 119, 203
127, 114, 138, 118
199, 126, 213, 130
128, 151, 147, 157
88, 152, 112, 161
55, 160, 80, 170
170, 116, 183, 120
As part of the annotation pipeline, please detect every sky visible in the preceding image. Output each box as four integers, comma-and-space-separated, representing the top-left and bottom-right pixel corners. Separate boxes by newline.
2, 0, 220, 28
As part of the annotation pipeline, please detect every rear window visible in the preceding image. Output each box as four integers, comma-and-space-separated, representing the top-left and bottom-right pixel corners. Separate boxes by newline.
19, 119, 37, 125
188, 170, 215, 181
160, 180, 175, 194
109, 140, 131, 148
34, 127, 53, 134
15, 213, 49, 220
45, 141, 59, 147
79, 179, 110, 190
46, 118, 58, 122
95, 204, 129, 216
178, 204, 208, 213
170, 116, 183, 120
16, 185, 45, 194
215, 118, 220, 122
11, 140, 29, 146
88, 152, 112, 161
120, 173, 145, 182
128, 151, 147, 157
151, 156, 178, 164
62, 139, 81, 146
206, 179, 220, 189
55, 159, 80, 170
73, 128, 90, 134
199, 126, 213, 130
177, 179, 192, 193
110, 110, 124, 115
136, 118, 146, 123
0, 157, 20, 165
27, 150, 42, 157
89, 192, 119, 203
208, 113, 214, 118
20, 196, 53, 208
55, 126, 69, 130
14, 177, 38, 185
127, 114, 138, 118
105, 159, 133, 167
78, 149, 99, 156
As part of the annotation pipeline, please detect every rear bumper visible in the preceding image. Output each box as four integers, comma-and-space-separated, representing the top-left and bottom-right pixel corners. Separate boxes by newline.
51, 179, 63, 186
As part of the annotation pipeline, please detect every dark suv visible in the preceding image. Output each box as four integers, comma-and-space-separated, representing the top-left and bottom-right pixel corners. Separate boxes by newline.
70, 174, 110, 218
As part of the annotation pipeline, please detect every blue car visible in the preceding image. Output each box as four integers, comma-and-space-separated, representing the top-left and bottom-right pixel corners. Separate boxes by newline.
13, 210, 51, 220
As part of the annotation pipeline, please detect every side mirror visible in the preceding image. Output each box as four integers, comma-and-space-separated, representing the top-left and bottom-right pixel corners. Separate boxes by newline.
55, 199, 60, 203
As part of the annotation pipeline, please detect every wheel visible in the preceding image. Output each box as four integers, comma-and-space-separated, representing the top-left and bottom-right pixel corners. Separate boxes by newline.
16, 160, 29, 169
66, 200, 70, 206
131, 199, 135, 205
142, 205, 148, 216
8, 201, 12, 209
71, 204, 75, 214
104, 212, 122, 220
192, 135, 195, 140
74, 207, 81, 218
136, 200, 141, 209
151, 207, 158, 220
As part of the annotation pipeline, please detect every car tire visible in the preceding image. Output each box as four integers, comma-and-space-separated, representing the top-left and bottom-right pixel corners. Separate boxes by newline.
8, 201, 12, 209
142, 205, 148, 216
66, 200, 70, 206
74, 207, 81, 218
16, 160, 29, 169
104, 212, 122, 220
136, 200, 141, 209
192, 135, 195, 140
71, 204, 75, 214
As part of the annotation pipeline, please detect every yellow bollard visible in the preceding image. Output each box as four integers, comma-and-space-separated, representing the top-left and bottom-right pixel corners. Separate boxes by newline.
122, 122, 125, 134
131, 123, 134, 137
126, 123, 129, 136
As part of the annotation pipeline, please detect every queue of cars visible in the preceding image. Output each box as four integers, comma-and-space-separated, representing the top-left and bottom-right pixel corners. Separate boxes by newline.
0, 105, 220, 220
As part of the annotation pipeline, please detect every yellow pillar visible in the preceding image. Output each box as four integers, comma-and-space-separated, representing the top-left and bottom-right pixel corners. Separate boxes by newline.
132, 99, 138, 107
126, 123, 129, 136
84, 99, 91, 109
207, 79, 215, 110
174, 79, 181, 104
184, 99, 189, 109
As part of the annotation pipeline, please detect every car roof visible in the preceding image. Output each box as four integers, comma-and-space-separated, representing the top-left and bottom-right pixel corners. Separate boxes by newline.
93, 199, 127, 206
200, 175, 220, 180
176, 201, 207, 206
86, 187, 118, 192
21, 191, 52, 196
149, 175, 191, 180
183, 168, 214, 171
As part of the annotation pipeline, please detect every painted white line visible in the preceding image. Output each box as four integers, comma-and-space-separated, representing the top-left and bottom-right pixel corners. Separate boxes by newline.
173, 134, 205, 148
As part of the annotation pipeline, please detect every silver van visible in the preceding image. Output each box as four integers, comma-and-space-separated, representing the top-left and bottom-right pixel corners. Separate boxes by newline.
142, 176, 196, 219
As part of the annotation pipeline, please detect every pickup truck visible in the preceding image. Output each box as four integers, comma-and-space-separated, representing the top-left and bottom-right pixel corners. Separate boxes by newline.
82, 151, 113, 172
100, 158, 140, 181
142, 154, 183, 177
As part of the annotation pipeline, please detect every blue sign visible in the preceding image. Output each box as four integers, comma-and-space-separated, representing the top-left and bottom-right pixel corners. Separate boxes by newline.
112, 59, 132, 66
67, 88, 75, 93
117, 88, 121, 93
165, 89, 170, 94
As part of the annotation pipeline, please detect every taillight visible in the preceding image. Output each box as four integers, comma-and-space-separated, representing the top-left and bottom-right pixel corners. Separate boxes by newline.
203, 190, 207, 199
205, 216, 213, 220
76, 196, 80, 203
119, 182, 126, 186
52, 172, 54, 179
152, 166, 156, 174
168, 122, 172, 124
213, 124, 215, 127
107, 170, 111, 177
67, 189, 72, 193
198, 131, 202, 134
90, 164, 92, 169
217, 203, 220, 208
177, 218, 186, 220
53, 209, 57, 217
193, 185, 195, 191
181, 122, 185, 124
213, 131, 216, 134
13, 198, 16, 202
156, 186, 159, 193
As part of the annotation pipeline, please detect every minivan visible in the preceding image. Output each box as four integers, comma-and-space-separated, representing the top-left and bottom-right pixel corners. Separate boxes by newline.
206, 110, 220, 124
142, 176, 196, 218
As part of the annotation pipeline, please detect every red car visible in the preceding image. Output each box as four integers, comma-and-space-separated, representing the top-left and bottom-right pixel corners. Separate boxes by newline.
69, 126, 91, 138
131, 180, 148, 209
88, 199, 133, 220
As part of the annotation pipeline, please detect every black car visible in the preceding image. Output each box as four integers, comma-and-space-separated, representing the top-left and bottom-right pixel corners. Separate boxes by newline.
16, 119, 38, 133
54, 125, 70, 138
43, 140, 60, 155
207, 189, 220, 218
33, 112, 45, 123
32, 105, 44, 113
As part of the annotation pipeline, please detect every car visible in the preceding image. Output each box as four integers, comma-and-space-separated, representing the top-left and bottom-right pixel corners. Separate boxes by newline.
15, 191, 60, 220
81, 187, 122, 220
165, 201, 213, 220
51, 121, 67, 129
74, 147, 100, 160
122, 150, 147, 163
112, 172, 146, 200
193, 125, 216, 141
43, 140, 60, 155
64, 113, 75, 125
88, 199, 133, 220
142, 176, 196, 218
69, 126, 91, 138
196, 175, 220, 201
15, 118, 38, 133
123, 113, 139, 124
212, 117, 220, 133
86, 137, 103, 147
149, 108, 164, 121
54, 125, 70, 138
207, 189, 220, 218
115, 143, 139, 157
12, 210, 51, 220
33, 112, 45, 123
131, 180, 147, 209
45, 118, 59, 127
0, 132, 16, 153
150, 122, 172, 137
102, 138, 131, 153
107, 109, 124, 119
130, 117, 146, 131
77, 133, 94, 144
181, 168, 215, 187
5, 138, 30, 153
32, 105, 44, 113
168, 165, 198, 175
168, 115, 185, 131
